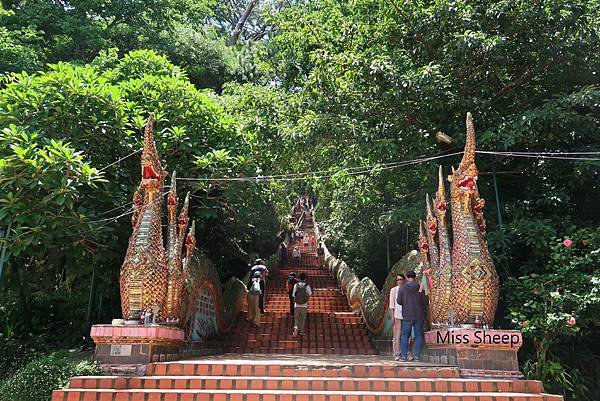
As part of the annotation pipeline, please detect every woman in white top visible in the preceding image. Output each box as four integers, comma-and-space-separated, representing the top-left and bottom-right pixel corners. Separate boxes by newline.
388, 274, 405, 361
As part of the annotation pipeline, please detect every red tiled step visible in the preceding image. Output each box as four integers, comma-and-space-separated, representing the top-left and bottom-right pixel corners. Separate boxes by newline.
145, 363, 461, 378
69, 376, 545, 393
53, 389, 564, 401
224, 346, 373, 353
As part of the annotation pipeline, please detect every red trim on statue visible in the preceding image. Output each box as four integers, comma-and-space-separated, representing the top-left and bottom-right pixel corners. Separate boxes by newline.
143, 165, 160, 179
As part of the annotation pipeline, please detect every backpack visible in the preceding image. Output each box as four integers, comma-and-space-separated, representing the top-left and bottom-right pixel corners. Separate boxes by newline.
294, 283, 310, 304
286, 277, 298, 293
248, 279, 262, 295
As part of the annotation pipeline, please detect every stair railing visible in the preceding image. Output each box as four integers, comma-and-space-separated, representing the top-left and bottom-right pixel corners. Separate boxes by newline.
314, 222, 423, 336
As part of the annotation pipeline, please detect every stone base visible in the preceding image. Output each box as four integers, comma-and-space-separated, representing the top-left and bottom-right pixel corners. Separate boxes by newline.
423, 328, 523, 378
180, 340, 227, 358
372, 337, 393, 356
90, 324, 185, 365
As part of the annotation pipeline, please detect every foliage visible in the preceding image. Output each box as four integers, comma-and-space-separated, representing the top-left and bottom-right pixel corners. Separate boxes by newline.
507, 229, 600, 399
0, 353, 100, 401
0, 126, 104, 258
0, 338, 42, 382
0, 0, 599, 399
222, 1, 600, 398
0, 0, 262, 89
0, 50, 281, 346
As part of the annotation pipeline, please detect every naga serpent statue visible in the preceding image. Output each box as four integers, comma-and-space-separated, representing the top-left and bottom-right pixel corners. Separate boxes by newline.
120, 115, 246, 338
421, 112, 499, 325
321, 112, 499, 334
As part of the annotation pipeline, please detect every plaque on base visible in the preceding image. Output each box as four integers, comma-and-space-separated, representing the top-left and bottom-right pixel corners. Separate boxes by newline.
90, 324, 185, 366
423, 328, 523, 378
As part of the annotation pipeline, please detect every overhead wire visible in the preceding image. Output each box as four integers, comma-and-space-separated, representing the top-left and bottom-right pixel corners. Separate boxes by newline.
478, 150, 600, 161
174, 150, 600, 183
97, 149, 143, 172
175, 151, 464, 182
27, 149, 599, 234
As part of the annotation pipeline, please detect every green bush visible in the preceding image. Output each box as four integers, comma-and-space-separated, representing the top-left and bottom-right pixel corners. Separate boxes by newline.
0, 353, 101, 401
0, 339, 41, 382
507, 228, 600, 400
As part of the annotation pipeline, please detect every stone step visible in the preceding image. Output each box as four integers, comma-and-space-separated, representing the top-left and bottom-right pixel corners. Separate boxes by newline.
224, 347, 378, 355
231, 333, 369, 340
229, 328, 369, 337
227, 341, 373, 349
263, 300, 349, 305
52, 389, 563, 401
144, 362, 461, 378
69, 376, 545, 393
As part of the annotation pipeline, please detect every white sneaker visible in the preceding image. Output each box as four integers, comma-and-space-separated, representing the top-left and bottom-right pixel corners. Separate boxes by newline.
293, 327, 298, 337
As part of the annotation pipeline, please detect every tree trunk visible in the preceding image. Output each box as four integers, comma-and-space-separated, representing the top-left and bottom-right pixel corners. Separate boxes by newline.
385, 226, 391, 271
228, 0, 259, 46
18, 273, 32, 333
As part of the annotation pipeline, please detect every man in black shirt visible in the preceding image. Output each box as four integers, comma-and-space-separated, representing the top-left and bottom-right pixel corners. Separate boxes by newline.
286, 272, 298, 315
396, 270, 426, 362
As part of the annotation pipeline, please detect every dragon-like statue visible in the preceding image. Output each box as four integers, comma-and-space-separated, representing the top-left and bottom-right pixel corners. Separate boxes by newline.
319, 113, 499, 334
424, 112, 499, 325
120, 115, 246, 338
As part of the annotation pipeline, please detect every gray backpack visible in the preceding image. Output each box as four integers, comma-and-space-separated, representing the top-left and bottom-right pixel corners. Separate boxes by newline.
294, 283, 309, 304
248, 279, 261, 295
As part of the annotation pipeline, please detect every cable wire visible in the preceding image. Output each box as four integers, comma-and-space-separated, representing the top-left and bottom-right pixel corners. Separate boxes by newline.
174, 150, 600, 183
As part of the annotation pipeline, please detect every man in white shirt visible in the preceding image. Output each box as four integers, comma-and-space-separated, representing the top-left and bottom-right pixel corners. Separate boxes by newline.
389, 274, 406, 361
292, 272, 312, 337
292, 247, 301, 267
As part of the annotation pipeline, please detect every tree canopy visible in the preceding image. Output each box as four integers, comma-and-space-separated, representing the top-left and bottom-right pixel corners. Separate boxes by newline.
1, 1, 599, 399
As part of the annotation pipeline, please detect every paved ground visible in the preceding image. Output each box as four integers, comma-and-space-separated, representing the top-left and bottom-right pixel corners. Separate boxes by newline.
168, 353, 453, 367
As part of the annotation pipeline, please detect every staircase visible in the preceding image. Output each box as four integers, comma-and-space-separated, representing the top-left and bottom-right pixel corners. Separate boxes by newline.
227, 215, 376, 355
52, 209, 563, 400
53, 357, 562, 400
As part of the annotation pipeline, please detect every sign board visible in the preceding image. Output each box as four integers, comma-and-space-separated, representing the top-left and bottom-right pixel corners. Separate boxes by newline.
109, 344, 132, 356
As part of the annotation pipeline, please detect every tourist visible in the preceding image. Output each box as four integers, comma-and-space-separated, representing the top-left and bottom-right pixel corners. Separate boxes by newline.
317, 242, 325, 266
250, 259, 269, 313
292, 246, 301, 267
396, 270, 426, 362
303, 234, 310, 249
293, 201, 302, 219
388, 274, 405, 361
246, 271, 263, 327
280, 242, 288, 267
286, 272, 298, 316
292, 272, 312, 337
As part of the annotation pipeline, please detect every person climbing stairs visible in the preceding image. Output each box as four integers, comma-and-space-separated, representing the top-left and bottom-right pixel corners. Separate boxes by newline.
226, 209, 377, 355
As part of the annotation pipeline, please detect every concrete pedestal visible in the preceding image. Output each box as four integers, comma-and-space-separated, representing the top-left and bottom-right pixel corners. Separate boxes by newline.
423, 328, 523, 378
90, 324, 185, 365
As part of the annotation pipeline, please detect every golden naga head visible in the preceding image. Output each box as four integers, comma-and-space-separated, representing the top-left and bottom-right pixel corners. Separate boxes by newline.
418, 220, 429, 253
178, 192, 190, 241
185, 221, 196, 257
167, 171, 178, 221
425, 194, 437, 235
433, 166, 448, 218
452, 112, 479, 194
140, 114, 166, 202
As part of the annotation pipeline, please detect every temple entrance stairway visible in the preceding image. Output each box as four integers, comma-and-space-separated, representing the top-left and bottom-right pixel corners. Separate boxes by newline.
52, 211, 563, 400
226, 219, 375, 355
53, 356, 562, 400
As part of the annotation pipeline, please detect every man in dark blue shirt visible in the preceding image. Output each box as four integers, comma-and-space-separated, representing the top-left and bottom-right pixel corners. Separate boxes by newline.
396, 270, 426, 361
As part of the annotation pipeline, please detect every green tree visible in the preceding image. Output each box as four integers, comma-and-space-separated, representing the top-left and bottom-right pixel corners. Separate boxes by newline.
219, 1, 600, 397
0, 0, 257, 89
0, 50, 282, 346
